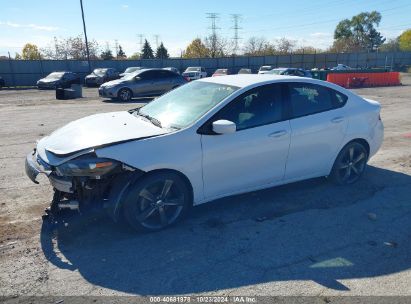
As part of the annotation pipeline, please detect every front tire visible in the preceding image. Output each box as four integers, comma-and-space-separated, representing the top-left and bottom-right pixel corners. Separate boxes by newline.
123, 172, 192, 232
118, 88, 132, 102
330, 142, 368, 185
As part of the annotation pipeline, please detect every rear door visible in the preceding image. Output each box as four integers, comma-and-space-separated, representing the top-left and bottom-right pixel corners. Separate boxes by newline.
284, 82, 349, 180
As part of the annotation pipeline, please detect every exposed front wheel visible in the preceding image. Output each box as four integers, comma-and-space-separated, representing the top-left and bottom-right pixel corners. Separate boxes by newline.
123, 172, 192, 232
330, 142, 368, 185
118, 88, 132, 102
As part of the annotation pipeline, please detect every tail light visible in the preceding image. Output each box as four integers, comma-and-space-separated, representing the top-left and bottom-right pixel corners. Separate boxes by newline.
184, 76, 190, 82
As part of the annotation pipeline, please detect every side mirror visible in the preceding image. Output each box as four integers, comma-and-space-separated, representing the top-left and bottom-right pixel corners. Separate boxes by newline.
212, 120, 236, 134
134, 76, 141, 81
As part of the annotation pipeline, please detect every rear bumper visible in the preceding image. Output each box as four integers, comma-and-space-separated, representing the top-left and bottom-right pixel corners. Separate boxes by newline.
369, 120, 384, 158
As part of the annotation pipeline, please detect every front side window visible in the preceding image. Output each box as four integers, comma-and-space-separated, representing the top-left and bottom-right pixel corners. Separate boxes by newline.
288, 83, 345, 118
138, 81, 239, 129
213, 84, 284, 131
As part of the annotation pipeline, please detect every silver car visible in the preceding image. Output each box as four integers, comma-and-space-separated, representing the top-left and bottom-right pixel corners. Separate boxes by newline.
98, 69, 187, 101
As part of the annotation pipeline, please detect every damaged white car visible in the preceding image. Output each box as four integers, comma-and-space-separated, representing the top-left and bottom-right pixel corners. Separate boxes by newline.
25, 75, 384, 231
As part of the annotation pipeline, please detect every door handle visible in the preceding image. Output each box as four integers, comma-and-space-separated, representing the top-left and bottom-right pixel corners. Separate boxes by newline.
331, 116, 344, 123
268, 130, 287, 138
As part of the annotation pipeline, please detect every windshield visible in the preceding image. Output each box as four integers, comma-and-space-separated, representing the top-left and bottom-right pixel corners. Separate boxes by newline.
124, 67, 140, 73
93, 69, 107, 76
186, 67, 200, 72
269, 69, 285, 75
137, 81, 239, 129
46, 72, 64, 79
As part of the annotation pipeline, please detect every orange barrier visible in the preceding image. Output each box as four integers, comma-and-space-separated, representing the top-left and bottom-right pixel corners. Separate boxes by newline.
326, 72, 401, 88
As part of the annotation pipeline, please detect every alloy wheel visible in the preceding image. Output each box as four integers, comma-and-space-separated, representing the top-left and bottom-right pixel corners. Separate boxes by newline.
336, 145, 367, 184
135, 179, 185, 230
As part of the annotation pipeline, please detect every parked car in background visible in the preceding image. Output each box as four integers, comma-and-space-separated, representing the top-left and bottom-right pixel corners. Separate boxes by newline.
99, 68, 187, 101
26, 75, 383, 231
85, 68, 119, 87
332, 64, 353, 71
182, 67, 207, 81
119, 67, 145, 77
212, 69, 232, 77
258, 65, 274, 74
0, 76, 5, 88
163, 67, 180, 74
238, 68, 252, 74
37, 71, 80, 89
267, 68, 312, 78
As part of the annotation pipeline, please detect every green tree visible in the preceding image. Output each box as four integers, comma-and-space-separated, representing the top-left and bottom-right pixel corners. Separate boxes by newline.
101, 49, 114, 60
129, 52, 140, 60
117, 45, 126, 59
155, 42, 169, 59
141, 39, 154, 59
15, 53, 22, 60
21, 43, 42, 60
334, 11, 385, 52
379, 38, 400, 52
399, 29, 411, 51
183, 38, 210, 58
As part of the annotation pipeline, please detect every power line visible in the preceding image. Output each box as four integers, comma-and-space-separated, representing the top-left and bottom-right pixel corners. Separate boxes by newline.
231, 14, 243, 55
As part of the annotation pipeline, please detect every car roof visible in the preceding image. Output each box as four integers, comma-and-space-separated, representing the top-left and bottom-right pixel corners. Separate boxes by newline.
197, 74, 339, 90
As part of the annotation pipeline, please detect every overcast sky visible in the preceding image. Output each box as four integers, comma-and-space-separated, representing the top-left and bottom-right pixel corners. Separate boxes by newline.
0, 0, 410, 57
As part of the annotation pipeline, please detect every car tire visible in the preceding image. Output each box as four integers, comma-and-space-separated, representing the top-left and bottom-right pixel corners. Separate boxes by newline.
123, 171, 192, 232
330, 141, 368, 185
118, 88, 132, 102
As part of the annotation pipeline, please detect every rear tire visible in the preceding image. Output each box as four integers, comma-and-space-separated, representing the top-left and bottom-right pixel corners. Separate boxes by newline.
330, 142, 368, 185
123, 172, 192, 232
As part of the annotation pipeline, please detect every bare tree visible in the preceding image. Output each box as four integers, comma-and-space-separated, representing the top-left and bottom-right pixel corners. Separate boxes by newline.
243, 37, 276, 56
274, 38, 296, 54
41, 36, 100, 60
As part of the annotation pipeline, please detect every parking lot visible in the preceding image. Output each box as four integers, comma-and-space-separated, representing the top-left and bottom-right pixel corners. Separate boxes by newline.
0, 76, 411, 297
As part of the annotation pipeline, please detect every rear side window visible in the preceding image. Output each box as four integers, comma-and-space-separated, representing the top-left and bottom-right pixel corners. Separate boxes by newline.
288, 83, 347, 118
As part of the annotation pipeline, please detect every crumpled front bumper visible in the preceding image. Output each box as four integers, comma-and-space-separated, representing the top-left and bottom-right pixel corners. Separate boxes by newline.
25, 151, 51, 184
25, 151, 73, 193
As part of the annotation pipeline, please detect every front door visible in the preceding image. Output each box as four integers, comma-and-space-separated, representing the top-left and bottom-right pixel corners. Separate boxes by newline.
200, 83, 291, 199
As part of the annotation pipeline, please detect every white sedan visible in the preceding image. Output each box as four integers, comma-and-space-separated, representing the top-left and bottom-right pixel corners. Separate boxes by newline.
25, 75, 384, 231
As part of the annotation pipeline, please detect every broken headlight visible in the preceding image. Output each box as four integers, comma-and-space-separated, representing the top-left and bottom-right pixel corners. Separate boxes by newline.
55, 157, 119, 177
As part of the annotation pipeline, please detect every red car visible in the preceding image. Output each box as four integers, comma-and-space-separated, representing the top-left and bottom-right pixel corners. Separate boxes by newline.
212, 69, 231, 77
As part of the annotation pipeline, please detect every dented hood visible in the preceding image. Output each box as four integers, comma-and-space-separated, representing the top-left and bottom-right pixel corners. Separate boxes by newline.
37, 111, 167, 159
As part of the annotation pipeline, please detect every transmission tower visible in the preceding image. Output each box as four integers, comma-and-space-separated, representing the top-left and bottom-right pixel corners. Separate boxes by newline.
206, 13, 220, 38
206, 13, 220, 57
114, 39, 119, 57
153, 35, 160, 49
137, 34, 144, 51
231, 14, 242, 55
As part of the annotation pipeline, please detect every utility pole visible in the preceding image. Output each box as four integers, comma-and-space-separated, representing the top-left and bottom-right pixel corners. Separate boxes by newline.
231, 14, 242, 55
80, 0, 91, 72
206, 13, 220, 58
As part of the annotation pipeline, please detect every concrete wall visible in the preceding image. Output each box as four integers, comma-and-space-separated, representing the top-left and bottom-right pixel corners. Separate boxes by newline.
1, 51, 410, 87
